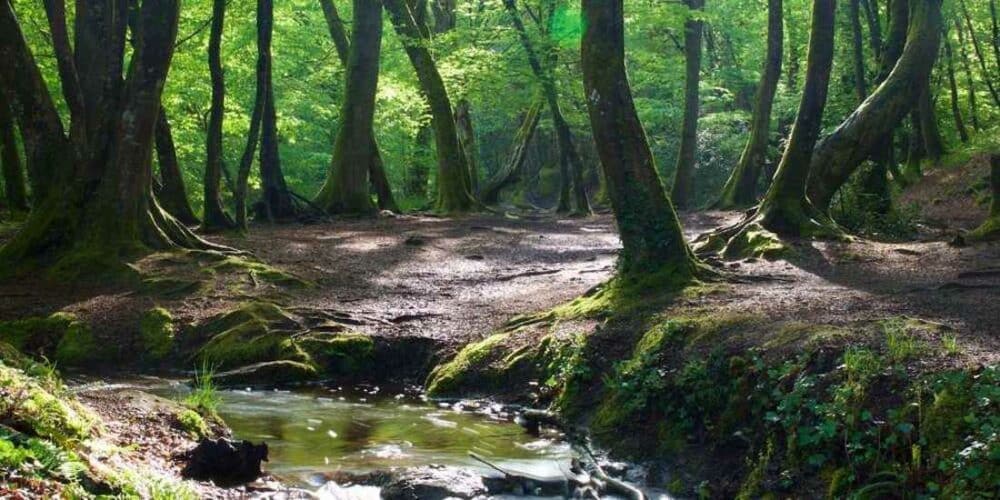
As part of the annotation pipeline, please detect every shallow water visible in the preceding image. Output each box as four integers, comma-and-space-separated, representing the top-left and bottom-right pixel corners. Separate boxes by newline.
146, 381, 573, 489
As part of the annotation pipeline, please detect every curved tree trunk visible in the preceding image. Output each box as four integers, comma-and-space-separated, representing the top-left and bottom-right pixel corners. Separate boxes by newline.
807, 0, 943, 211
503, 0, 590, 215
257, 0, 297, 221
944, 34, 970, 143
0, 89, 28, 213
0, 0, 226, 279
716, 0, 782, 209
481, 98, 544, 205
315, 0, 382, 215
670, 0, 705, 210
154, 107, 199, 225
203, 0, 235, 231
384, 0, 476, 213
320, 0, 398, 212
581, 0, 699, 278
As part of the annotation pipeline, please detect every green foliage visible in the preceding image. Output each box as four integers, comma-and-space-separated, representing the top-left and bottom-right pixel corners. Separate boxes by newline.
176, 409, 210, 439
184, 364, 221, 417
140, 307, 176, 361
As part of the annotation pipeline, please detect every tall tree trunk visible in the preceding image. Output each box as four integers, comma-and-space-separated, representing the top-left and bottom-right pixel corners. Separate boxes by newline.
455, 99, 479, 195
969, 154, 1000, 241
257, 0, 296, 221
503, 0, 590, 215
0, 0, 226, 278
154, 107, 199, 225
315, 0, 382, 215
671, 0, 704, 210
849, 0, 868, 102
234, 1, 269, 230
944, 34, 970, 143
716, 0, 783, 209
203, 0, 235, 231
958, 0, 1000, 108
407, 126, 432, 197
905, 111, 926, 178
955, 18, 981, 131
431, 0, 456, 33
860, 0, 882, 58
320, 0, 398, 212
481, 98, 544, 205
581, 0, 699, 278
698, 0, 840, 259
917, 81, 945, 162
808, 0, 944, 211
990, 0, 1000, 80
384, 0, 476, 212
0, 89, 28, 213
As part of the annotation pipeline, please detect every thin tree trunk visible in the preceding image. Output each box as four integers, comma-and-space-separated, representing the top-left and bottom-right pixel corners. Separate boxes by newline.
958, 0, 1000, 108
955, 18, 981, 131
203, 0, 235, 231
969, 154, 1000, 240
990, 0, 1000, 78
258, 0, 296, 221
154, 107, 199, 225
860, 0, 882, 58
384, 0, 476, 212
581, 0, 700, 278
455, 99, 479, 195
502, 0, 590, 215
905, 111, 926, 178
944, 34, 970, 143
0, 89, 28, 212
315, 0, 382, 215
481, 98, 544, 205
320, 0, 398, 212
234, 4, 268, 230
850, 0, 868, 102
717, 0, 782, 209
809, 0, 943, 211
671, 0, 705, 210
918, 83, 945, 162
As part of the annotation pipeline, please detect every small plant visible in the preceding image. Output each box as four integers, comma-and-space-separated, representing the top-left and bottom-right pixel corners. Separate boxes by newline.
883, 320, 922, 362
184, 364, 221, 417
941, 334, 960, 356
843, 346, 882, 383
176, 409, 210, 439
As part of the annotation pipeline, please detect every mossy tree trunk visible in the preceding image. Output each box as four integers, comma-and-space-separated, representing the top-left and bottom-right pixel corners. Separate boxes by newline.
154, 107, 199, 225
670, 0, 705, 211
319, 0, 398, 212
905, 111, 926, 178
481, 98, 544, 205
954, 18, 981, 131
944, 34, 970, 143
384, 0, 477, 213
315, 0, 382, 215
860, 0, 882, 58
0, 90, 28, 213
581, 0, 700, 279
203, 0, 236, 231
716, 0, 782, 209
257, 0, 297, 221
849, 0, 868, 102
807, 0, 944, 211
503, 0, 590, 216
969, 154, 1000, 241
0, 0, 227, 279
917, 82, 945, 163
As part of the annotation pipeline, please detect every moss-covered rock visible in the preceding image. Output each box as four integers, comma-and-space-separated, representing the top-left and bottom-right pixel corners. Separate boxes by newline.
53, 321, 99, 366
195, 319, 310, 370
140, 307, 176, 361
176, 409, 210, 439
211, 360, 319, 387
0, 313, 79, 355
297, 332, 374, 374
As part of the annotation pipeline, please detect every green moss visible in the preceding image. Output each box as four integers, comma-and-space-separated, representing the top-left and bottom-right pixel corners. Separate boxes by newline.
195, 319, 310, 370
207, 256, 312, 288
176, 409, 209, 439
297, 332, 374, 374
54, 320, 99, 367
0, 312, 79, 353
0, 361, 94, 444
968, 216, 1000, 241
426, 333, 511, 396
140, 307, 175, 361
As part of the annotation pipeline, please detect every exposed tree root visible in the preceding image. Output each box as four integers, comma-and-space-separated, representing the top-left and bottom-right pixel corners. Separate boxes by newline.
695, 201, 846, 260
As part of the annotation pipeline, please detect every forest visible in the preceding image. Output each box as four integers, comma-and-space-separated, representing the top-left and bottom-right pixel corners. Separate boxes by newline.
0, 0, 998, 497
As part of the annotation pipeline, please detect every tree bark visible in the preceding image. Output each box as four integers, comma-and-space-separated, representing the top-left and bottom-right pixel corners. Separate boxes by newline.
234, 0, 269, 230
958, 0, 1000, 108
257, 0, 297, 221
154, 107, 199, 225
716, 0, 782, 209
481, 98, 544, 205
905, 111, 926, 178
943, 33, 970, 143
502, 0, 590, 215
849, 0, 868, 102
969, 154, 1000, 241
315, 0, 382, 215
203, 0, 235, 231
384, 0, 477, 212
455, 99, 479, 195
320, 0, 398, 212
807, 0, 943, 211
670, 0, 704, 210
917, 81, 945, 162
581, 0, 699, 278
0, 0, 226, 278
954, 18, 981, 131
0, 89, 28, 213
860, 0, 882, 59
990, 0, 1000, 84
